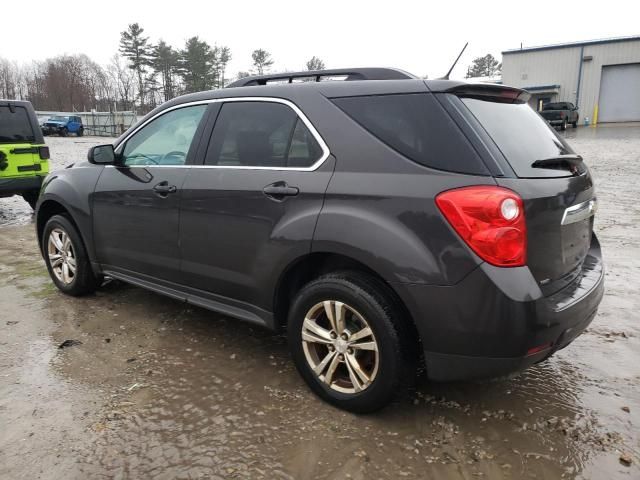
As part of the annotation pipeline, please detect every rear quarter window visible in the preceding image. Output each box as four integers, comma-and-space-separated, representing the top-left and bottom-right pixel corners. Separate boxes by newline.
0, 106, 35, 144
331, 93, 489, 175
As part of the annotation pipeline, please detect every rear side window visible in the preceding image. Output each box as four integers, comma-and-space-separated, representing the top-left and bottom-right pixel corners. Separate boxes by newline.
205, 101, 323, 168
0, 106, 35, 144
331, 93, 488, 175
461, 97, 575, 178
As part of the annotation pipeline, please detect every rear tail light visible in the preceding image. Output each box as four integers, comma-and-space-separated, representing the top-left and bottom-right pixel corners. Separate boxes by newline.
436, 186, 527, 267
39, 146, 50, 160
559, 112, 565, 118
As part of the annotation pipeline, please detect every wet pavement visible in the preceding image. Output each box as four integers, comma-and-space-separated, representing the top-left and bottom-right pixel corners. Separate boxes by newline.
1, 128, 639, 479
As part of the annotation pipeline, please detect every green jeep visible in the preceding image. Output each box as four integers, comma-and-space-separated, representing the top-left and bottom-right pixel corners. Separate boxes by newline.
0, 100, 49, 209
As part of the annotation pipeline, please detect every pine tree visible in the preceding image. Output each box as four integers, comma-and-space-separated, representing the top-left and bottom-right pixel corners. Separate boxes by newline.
251, 49, 274, 75
179, 36, 215, 93
306, 56, 325, 71
150, 40, 179, 101
218, 46, 232, 87
465, 54, 502, 78
119, 23, 152, 110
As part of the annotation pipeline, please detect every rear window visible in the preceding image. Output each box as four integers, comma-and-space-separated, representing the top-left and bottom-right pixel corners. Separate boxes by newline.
543, 102, 568, 110
331, 93, 489, 175
0, 106, 35, 144
461, 97, 575, 178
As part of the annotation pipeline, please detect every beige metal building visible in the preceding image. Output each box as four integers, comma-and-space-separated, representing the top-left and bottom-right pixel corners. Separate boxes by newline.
502, 36, 640, 124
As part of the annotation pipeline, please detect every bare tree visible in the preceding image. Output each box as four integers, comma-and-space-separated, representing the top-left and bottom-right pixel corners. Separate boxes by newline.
107, 55, 136, 111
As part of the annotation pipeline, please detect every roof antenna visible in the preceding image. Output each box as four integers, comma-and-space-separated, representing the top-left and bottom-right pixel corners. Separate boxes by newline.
440, 42, 469, 80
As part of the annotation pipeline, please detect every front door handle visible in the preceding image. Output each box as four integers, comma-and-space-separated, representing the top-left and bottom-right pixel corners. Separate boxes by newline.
153, 181, 177, 195
263, 182, 299, 200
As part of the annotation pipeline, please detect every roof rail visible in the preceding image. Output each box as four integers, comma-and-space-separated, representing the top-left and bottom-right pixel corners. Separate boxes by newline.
226, 68, 417, 88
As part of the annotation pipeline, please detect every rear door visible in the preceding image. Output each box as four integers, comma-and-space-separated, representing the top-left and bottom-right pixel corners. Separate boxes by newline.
179, 99, 333, 312
455, 95, 595, 293
92, 103, 209, 283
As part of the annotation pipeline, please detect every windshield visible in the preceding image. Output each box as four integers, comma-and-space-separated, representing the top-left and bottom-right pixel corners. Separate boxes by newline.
543, 103, 568, 110
461, 97, 576, 178
0, 106, 36, 143
49, 116, 68, 122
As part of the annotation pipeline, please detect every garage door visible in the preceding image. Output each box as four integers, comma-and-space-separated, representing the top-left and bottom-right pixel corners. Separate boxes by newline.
598, 63, 640, 122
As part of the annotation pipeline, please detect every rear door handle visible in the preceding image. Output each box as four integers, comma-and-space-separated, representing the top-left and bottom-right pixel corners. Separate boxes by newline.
153, 181, 177, 195
263, 182, 299, 200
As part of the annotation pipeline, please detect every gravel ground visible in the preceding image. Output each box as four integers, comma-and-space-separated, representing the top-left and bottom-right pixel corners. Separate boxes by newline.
0, 128, 639, 479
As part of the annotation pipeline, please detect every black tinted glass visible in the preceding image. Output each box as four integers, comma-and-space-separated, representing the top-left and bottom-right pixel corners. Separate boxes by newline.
462, 97, 575, 178
331, 93, 488, 175
544, 102, 568, 110
0, 106, 35, 143
206, 102, 322, 168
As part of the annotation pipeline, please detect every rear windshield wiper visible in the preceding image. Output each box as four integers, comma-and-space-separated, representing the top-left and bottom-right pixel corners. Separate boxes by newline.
531, 154, 583, 170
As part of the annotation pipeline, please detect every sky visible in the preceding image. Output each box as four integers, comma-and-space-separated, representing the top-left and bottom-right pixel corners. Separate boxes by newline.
2, 0, 638, 80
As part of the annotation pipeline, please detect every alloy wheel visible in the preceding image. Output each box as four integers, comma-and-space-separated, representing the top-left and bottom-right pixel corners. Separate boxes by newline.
47, 228, 77, 285
301, 300, 379, 394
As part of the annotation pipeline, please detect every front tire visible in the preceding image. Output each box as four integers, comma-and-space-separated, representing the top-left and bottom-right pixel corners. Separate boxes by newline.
60, 127, 68, 137
77, 128, 84, 137
42, 214, 101, 296
287, 272, 411, 413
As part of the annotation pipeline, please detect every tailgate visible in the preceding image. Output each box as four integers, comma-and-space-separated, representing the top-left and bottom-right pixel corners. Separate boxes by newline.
497, 174, 595, 293
0, 144, 43, 177
458, 94, 595, 293
541, 110, 562, 120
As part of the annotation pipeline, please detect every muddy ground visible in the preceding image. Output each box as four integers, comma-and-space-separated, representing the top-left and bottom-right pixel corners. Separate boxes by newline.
1, 130, 639, 479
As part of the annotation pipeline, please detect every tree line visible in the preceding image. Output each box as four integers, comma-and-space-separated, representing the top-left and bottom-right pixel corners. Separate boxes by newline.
1, 24, 500, 114
0, 23, 326, 114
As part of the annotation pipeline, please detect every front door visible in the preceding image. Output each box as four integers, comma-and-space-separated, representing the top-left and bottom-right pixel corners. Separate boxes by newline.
179, 99, 334, 313
92, 104, 209, 282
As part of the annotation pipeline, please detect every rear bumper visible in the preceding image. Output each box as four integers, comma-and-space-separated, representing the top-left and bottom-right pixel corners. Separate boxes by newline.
395, 234, 604, 381
545, 119, 565, 125
0, 175, 43, 197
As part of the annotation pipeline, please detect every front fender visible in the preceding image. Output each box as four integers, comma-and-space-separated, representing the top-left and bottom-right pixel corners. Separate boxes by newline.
36, 165, 103, 263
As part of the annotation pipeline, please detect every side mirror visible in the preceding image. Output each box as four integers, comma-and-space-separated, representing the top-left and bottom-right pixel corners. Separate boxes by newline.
88, 144, 117, 165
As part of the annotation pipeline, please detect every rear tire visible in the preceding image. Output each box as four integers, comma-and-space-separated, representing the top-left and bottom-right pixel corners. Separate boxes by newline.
42, 214, 102, 296
572, 121, 578, 128
22, 191, 39, 210
77, 128, 84, 137
287, 271, 413, 413
561, 119, 567, 131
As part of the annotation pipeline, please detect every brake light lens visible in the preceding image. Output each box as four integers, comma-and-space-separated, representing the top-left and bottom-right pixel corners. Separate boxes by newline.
436, 186, 527, 267
39, 146, 50, 160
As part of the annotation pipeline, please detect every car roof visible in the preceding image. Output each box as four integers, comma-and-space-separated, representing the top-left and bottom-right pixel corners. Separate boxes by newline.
0, 99, 36, 109
158, 78, 474, 108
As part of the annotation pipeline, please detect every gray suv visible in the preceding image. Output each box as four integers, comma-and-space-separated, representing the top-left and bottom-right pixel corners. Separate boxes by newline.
35, 68, 604, 412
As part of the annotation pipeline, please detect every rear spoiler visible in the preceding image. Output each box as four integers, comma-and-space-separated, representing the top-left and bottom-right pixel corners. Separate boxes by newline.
443, 84, 531, 104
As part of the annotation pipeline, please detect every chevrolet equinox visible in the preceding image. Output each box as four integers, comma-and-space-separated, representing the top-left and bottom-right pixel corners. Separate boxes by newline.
36, 68, 604, 412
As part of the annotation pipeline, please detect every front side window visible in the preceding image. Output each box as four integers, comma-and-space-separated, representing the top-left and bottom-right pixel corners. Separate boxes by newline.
122, 105, 207, 166
205, 101, 323, 168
